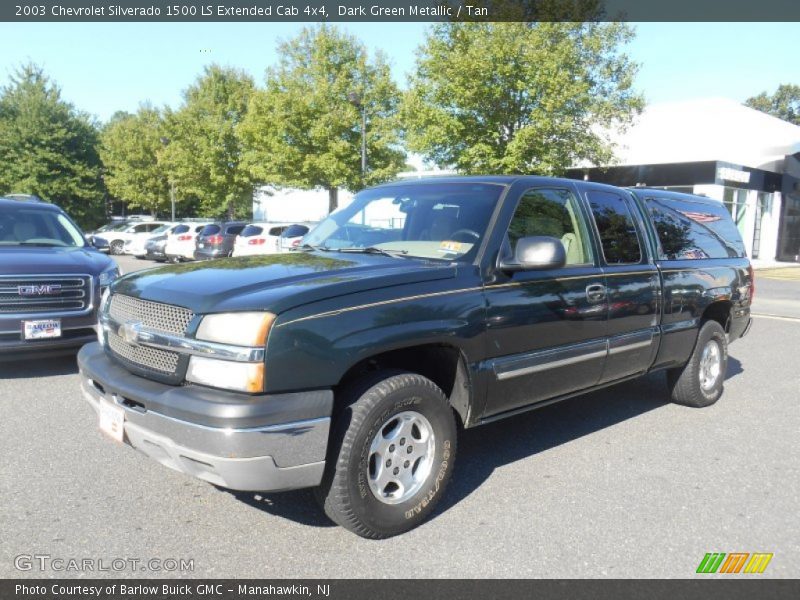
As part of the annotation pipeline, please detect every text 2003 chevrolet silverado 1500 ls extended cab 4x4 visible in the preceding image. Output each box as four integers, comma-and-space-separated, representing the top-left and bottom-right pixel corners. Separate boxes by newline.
78, 176, 753, 538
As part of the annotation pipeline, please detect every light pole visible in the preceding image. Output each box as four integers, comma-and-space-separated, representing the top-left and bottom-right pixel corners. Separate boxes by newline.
347, 91, 367, 176
159, 136, 176, 221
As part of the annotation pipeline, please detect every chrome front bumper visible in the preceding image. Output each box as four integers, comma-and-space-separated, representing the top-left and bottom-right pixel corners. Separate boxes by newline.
78, 346, 331, 492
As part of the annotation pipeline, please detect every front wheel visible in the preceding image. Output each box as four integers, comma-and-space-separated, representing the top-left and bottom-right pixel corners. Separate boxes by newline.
667, 320, 728, 407
316, 372, 457, 539
109, 240, 124, 255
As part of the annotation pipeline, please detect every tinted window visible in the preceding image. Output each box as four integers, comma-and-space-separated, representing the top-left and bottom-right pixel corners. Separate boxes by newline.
132, 224, 150, 233
225, 225, 245, 235
587, 191, 643, 264
173, 224, 189, 234
282, 224, 310, 238
200, 225, 221, 236
268, 226, 286, 236
646, 196, 745, 259
241, 225, 263, 237
505, 188, 593, 265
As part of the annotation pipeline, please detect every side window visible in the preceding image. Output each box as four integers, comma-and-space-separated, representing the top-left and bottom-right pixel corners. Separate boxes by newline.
646, 197, 745, 259
133, 224, 149, 233
506, 188, 592, 266
587, 191, 643, 264
226, 225, 245, 236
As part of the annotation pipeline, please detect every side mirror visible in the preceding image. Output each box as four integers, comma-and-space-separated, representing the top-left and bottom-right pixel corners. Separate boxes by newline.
499, 236, 566, 272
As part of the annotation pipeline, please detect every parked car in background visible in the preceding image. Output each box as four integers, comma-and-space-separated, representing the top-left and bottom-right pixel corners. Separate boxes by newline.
124, 223, 178, 258
194, 221, 246, 260
232, 222, 292, 257
278, 223, 316, 252
140, 223, 185, 262
164, 223, 212, 263
93, 221, 170, 255
0, 195, 118, 358
86, 221, 130, 247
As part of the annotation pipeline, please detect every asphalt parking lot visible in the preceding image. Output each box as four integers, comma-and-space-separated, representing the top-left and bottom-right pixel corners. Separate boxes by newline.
1, 255, 798, 578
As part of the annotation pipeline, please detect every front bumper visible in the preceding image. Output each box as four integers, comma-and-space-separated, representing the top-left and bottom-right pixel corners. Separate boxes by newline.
78, 343, 332, 492
0, 312, 98, 358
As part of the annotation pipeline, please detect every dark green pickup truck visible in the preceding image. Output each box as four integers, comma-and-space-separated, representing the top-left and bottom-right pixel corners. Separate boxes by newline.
78, 176, 753, 538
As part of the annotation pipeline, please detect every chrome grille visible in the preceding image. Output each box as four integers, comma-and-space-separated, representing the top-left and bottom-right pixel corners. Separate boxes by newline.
106, 294, 193, 377
107, 329, 179, 374
108, 294, 194, 335
0, 275, 91, 314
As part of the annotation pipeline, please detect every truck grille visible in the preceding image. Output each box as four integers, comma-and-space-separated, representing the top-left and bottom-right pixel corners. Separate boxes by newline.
108, 294, 194, 335
0, 275, 91, 314
106, 294, 194, 377
107, 329, 180, 374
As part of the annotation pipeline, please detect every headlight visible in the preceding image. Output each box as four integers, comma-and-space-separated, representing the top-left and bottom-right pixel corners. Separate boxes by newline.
186, 357, 265, 393
196, 312, 275, 346
188, 312, 275, 393
98, 267, 120, 287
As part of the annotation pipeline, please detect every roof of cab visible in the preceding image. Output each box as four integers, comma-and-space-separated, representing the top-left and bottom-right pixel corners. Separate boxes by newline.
0, 196, 60, 210
373, 174, 626, 191
628, 187, 725, 206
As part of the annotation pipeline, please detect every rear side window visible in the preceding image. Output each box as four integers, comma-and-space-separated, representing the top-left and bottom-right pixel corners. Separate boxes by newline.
587, 191, 643, 264
282, 225, 309, 238
241, 225, 263, 237
173, 224, 189, 234
268, 226, 286, 236
646, 196, 745, 259
225, 225, 245, 235
200, 225, 221, 235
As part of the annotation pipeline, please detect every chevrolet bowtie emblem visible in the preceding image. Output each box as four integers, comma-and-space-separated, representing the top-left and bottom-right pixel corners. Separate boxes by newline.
119, 322, 141, 345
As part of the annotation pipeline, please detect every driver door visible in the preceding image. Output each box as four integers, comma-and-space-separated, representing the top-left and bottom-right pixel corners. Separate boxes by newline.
482, 186, 608, 418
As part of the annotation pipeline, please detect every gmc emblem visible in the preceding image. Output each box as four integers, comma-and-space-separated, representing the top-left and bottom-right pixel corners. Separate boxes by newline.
18, 284, 62, 296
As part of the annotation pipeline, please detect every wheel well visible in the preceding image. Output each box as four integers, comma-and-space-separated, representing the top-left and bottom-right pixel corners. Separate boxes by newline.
335, 344, 472, 426
702, 300, 732, 332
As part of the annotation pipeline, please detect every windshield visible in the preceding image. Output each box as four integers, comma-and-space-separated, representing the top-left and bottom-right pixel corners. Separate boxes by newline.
0, 208, 86, 247
303, 182, 503, 261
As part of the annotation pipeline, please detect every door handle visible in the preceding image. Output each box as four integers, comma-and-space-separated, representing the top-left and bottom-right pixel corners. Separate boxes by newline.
586, 283, 606, 303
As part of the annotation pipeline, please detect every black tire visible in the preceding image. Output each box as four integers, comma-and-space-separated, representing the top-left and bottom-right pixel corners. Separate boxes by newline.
316, 371, 457, 539
667, 320, 728, 407
109, 240, 124, 255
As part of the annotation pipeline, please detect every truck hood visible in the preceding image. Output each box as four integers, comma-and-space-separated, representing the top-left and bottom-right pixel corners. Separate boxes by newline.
0, 246, 115, 275
112, 252, 457, 315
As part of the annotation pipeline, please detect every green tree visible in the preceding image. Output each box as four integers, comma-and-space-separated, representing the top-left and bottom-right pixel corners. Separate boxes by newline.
161, 65, 255, 219
745, 84, 800, 126
99, 104, 171, 216
402, 20, 643, 175
239, 25, 405, 213
0, 64, 103, 227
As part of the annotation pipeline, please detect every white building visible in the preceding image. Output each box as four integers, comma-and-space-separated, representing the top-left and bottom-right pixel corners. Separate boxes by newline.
569, 98, 800, 262
252, 185, 355, 224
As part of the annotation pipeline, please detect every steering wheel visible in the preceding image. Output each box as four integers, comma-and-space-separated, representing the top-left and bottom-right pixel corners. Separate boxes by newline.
449, 229, 480, 242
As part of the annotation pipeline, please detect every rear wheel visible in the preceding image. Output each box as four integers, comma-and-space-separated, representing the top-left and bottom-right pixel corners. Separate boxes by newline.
316, 371, 457, 539
109, 240, 124, 255
667, 320, 728, 407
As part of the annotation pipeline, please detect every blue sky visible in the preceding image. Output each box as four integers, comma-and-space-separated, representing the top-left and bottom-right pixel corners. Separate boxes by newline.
0, 22, 797, 122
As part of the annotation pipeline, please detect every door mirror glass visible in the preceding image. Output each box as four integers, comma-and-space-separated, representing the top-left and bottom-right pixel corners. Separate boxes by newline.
500, 236, 566, 271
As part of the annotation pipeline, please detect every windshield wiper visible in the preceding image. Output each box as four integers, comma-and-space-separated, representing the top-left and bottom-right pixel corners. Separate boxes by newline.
337, 246, 409, 258
294, 243, 333, 252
